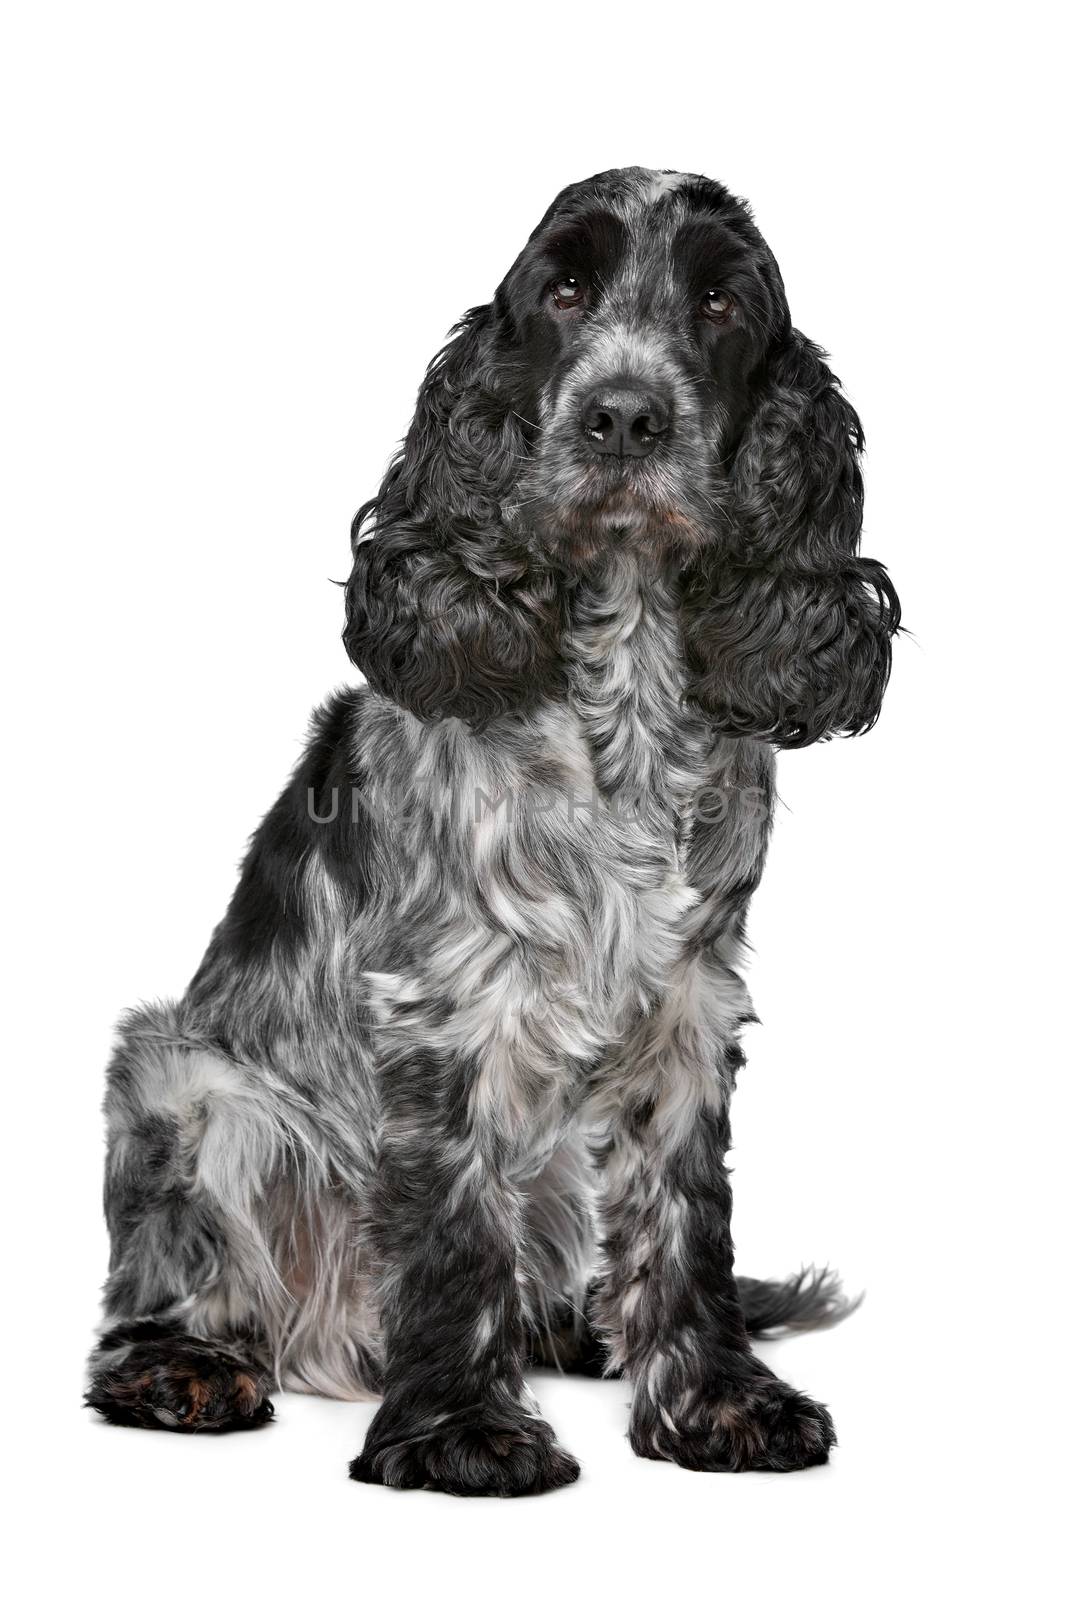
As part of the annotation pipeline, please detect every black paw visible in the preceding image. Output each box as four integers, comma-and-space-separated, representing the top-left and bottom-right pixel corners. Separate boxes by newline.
630, 1357, 835, 1472
86, 1330, 274, 1433
349, 1410, 580, 1497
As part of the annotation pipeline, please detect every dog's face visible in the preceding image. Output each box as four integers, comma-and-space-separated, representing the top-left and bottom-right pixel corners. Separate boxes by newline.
344, 167, 899, 744
497, 169, 786, 564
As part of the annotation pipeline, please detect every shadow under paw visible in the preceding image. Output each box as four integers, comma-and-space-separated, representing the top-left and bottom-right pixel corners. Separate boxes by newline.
349, 1410, 580, 1497
86, 1329, 274, 1433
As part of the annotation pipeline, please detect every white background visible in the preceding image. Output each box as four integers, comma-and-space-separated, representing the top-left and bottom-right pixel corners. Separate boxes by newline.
2, 2, 1062, 1595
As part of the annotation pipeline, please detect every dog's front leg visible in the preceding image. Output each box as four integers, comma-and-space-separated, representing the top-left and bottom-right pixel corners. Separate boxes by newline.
593, 957, 836, 1473
349, 1045, 579, 1497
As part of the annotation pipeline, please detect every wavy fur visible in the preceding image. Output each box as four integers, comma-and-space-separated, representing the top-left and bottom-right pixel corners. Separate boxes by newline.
683, 333, 901, 746
343, 308, 564, 726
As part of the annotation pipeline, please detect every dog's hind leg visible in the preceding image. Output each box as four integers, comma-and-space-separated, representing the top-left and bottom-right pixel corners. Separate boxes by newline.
85, 1002, 311, 1433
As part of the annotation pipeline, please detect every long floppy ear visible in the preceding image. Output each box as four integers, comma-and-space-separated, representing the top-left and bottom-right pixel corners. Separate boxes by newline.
682, 333, 900, 748
343, 306, 563, 728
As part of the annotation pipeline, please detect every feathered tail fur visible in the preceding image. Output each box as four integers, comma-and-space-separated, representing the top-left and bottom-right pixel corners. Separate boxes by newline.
737, 1267, 860, 1339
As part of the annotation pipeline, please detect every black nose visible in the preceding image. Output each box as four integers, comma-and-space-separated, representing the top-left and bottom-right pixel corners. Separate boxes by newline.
579, 386, 672, 458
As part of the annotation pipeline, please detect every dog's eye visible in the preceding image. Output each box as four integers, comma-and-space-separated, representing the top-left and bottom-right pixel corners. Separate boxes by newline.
700, 288, 735, 323
552, 277, 584, 310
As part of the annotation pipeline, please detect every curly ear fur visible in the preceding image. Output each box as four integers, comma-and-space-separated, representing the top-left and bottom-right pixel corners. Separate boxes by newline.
683, 333, 901, 749
343, 307, 564, 728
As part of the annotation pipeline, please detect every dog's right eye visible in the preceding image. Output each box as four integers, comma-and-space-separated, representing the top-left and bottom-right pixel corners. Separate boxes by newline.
552, 278, 584, 310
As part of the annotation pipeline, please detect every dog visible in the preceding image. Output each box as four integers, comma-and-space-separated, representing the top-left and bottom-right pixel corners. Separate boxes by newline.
86, 167, 899, 1495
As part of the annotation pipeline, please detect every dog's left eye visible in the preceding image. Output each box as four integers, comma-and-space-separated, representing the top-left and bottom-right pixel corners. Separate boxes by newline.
700, 288, 735, 323
552, 277, 584, 310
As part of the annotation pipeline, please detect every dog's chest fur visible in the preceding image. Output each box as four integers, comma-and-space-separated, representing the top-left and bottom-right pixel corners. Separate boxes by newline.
359, 555, 715, 1153
543, 555, 712, 1041
561, 554, 710, 824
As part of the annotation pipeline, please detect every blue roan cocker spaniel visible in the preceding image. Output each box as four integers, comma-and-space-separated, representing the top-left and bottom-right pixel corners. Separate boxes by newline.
87, 167, 899, 1495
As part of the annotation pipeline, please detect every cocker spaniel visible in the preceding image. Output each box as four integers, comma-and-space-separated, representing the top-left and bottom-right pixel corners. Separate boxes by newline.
86, 167, 899, 1494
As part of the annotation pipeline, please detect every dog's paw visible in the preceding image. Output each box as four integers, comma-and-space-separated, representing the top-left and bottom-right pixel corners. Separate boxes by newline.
630, 1362, 835, 1473
86, 1332, 274, 1433
349, 1411, 580, 1496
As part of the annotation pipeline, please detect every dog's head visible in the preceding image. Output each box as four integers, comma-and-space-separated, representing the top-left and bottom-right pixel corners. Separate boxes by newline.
344, 168, 899, 744
498, 168, 783, 567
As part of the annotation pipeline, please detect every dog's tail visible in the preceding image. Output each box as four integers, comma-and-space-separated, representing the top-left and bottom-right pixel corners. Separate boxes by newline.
737, 1266, 860, 1338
